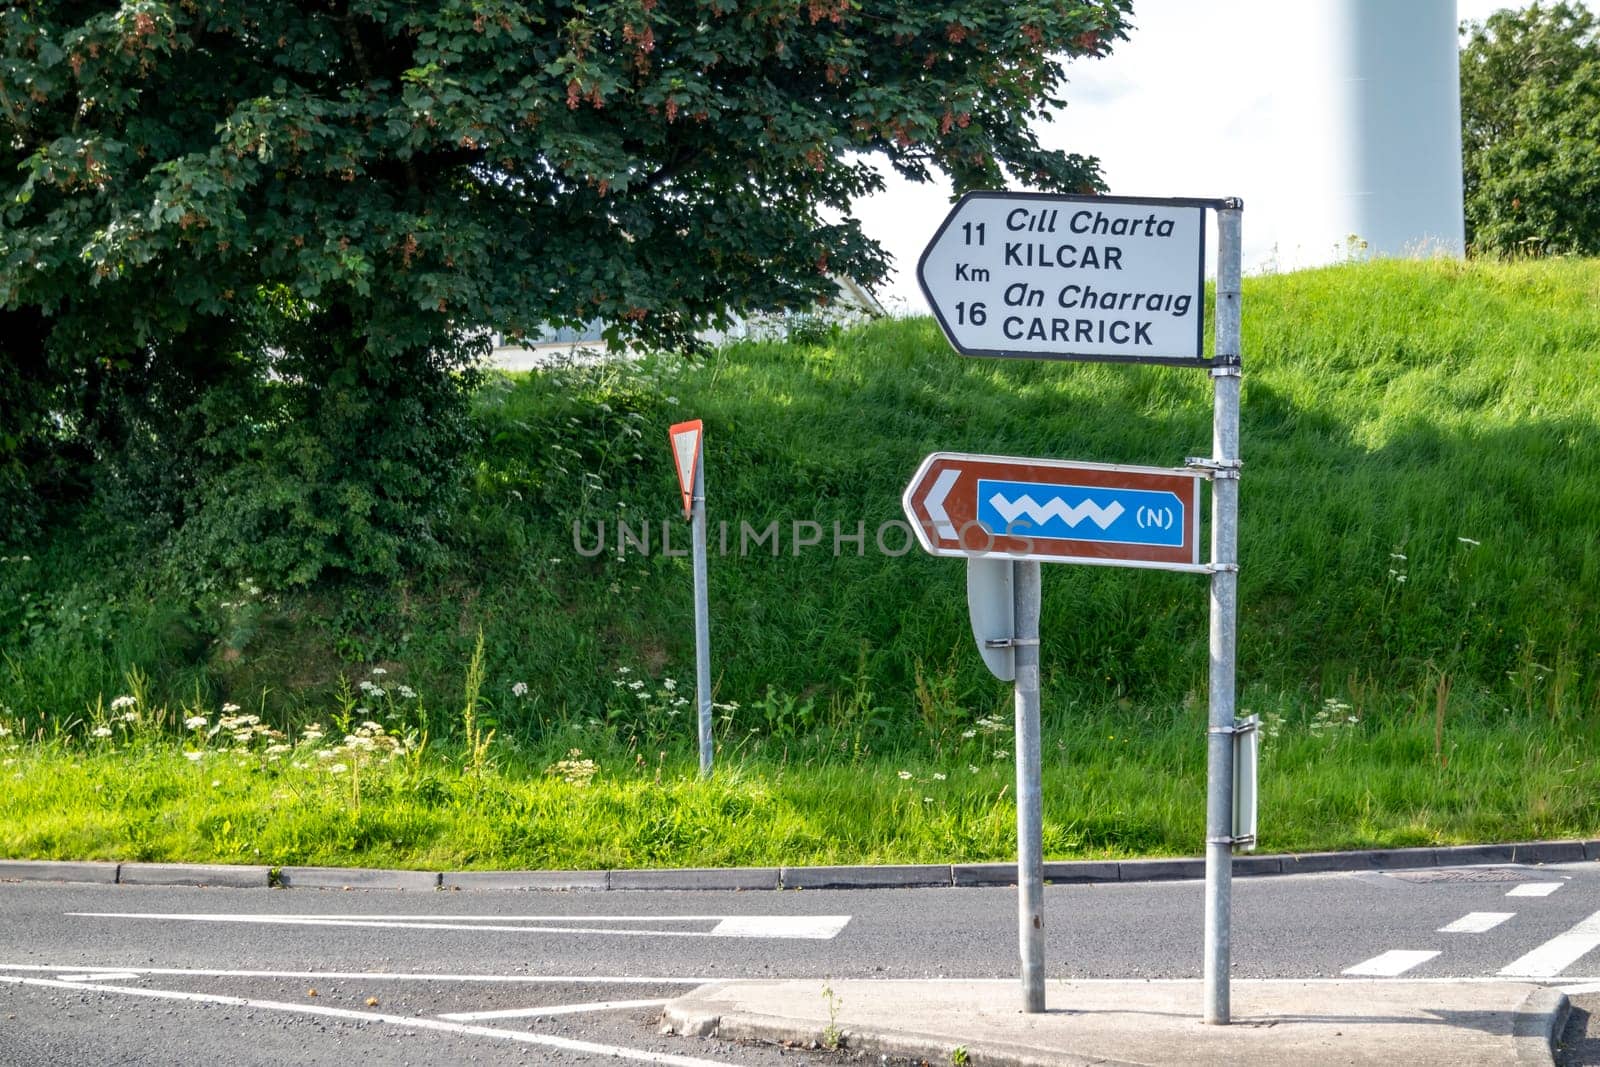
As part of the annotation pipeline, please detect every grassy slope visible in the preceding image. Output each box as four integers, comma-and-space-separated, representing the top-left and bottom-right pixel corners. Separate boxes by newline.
2, 257, 1598, 866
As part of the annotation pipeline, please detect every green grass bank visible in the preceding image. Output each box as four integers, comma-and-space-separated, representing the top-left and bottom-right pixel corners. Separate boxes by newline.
2, 257, 1598, 867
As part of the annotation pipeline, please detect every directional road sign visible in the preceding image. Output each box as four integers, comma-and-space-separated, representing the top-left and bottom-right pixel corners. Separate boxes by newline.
917, 192, 1212, 365
902, 452, 1206, 572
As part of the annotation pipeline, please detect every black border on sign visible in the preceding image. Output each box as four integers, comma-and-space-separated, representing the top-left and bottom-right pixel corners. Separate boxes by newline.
917, 190, 1226, 368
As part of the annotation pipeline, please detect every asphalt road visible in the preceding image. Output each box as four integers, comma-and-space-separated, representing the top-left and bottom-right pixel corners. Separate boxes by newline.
2, 861, 1598, 1065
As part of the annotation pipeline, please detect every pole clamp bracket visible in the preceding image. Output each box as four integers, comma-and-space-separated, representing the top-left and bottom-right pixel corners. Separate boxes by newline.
1207, 720, 1257, 737
1210, 362, 1242, 379
984, 637, 1040, 649
1207, 834, 1257, 846
1185, 458, 1242, 480
1206, 562, 1240, 574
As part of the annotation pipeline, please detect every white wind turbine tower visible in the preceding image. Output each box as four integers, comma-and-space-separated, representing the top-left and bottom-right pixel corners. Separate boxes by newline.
1283, 0, 1466, 261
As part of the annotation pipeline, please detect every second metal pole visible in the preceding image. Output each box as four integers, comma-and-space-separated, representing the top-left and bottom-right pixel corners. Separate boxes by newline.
1013, 559, 1045, 1013
1203, 202, 1244, 1025
691, 443, 713, 778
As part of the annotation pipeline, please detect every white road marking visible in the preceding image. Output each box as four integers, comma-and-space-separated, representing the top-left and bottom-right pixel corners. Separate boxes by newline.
1507, 882, 1564, 897
1500, 909, 1600, 978
68, 912, 850, 940
0, 974, 732, 1067
55, 971, 140, 982
1438, 912, 1515, 934
0, 964, 713, 984
439, 997, 669, 1022
1342, 950, 1441, 977
710, 915, 851, 939
1561, 982, 1600, 995
9, 963, 1600, 988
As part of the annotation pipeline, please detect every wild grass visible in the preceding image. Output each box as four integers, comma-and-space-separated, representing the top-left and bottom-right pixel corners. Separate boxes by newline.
2, 677, 1595, 866
2, 256, 1599, 864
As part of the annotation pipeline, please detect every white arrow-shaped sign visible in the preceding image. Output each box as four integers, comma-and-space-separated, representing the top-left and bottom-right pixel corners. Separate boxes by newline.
917, 191, 1211, 365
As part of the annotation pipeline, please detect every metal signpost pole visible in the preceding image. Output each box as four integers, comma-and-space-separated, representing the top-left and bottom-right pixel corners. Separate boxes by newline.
1203, 201, 1244, 1025
1013, 560, 1045, 1013
691, 442, 713, 778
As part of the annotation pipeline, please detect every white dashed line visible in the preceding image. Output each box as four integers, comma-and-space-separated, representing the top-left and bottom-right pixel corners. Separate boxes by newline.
710, 915, 851, 939
439, 997, 670, 1022
1500, 910, 1600, 978
1342, 950, 1441, 977
0, 974, 731, 1067
1507, 882, 1563, 897
68, 912, 851, 940
1437, 912, 1515, 934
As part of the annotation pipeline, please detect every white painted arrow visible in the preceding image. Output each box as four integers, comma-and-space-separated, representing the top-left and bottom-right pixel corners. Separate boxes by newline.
926, 468, 960, 540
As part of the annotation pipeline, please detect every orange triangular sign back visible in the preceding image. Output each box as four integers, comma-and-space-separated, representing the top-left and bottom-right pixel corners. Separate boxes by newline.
668, 419, 703, 520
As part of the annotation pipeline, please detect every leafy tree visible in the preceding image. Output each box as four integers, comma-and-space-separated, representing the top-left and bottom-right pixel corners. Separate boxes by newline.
1, 0, 1131, 580
1460, 2, 1600, 256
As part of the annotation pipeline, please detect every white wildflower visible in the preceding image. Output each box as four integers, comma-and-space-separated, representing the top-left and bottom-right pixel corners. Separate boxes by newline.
91, 726, 113, 738
184, 751, 204, 762
932, 772, 947, 781
222, 702, 241, 713
110, 695, 137, 711
511, 682, 528, 697
397, 685, 417, 699
370, 667, 388, 676
184, 715, 208, 730
897, 770, 912, 780
328, 763, 348, 774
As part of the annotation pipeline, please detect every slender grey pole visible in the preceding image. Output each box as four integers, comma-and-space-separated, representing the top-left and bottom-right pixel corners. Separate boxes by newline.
691, 442, 713, 777
1013, 559, 1045, 1013
1204, 202, 1244, 1025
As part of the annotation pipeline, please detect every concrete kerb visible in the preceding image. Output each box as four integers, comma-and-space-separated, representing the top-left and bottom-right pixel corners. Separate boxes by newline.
0, 859, 120, 885
1514, 840, 1589, 865
609, 867, 780, 891
3, 837, 1597, 891
780, 864, 952, 890
441, 869, 606, 891
276, 866, 440, 891
671, 1002, 1114, 1067
117, 863, 270, 888
1514, 987, 1573, 1066
662, 979, 1572, 1067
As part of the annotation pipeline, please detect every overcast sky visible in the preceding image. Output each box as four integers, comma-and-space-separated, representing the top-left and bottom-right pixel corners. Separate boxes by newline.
855, 0, 1535, 312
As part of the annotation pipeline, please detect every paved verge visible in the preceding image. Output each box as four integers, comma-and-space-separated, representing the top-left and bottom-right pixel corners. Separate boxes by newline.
662, 978, 1569, 1066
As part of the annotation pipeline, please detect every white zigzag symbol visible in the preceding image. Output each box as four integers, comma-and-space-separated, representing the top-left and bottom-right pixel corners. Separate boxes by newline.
988, 492, 1124, 531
